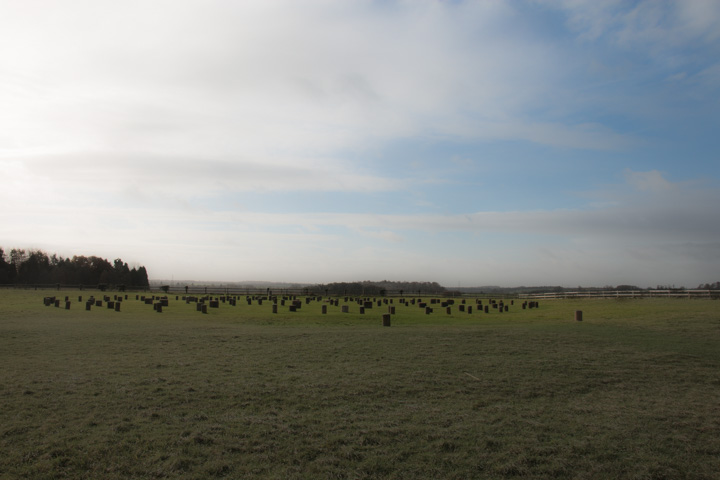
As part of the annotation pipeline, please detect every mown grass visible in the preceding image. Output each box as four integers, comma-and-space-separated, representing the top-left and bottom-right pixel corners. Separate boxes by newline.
1, 290, 719, 479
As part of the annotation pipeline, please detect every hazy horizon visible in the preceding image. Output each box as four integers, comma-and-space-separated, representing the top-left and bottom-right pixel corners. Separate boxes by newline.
146, 278, 683, 291
2, 1, 719, 288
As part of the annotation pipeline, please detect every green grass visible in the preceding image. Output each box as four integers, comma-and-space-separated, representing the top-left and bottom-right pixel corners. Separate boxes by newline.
1, 290, 719, 479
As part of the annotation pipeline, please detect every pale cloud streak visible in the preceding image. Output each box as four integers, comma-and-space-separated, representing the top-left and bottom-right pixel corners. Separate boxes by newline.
0, 0, 633, 170
556, 0, 720, 48
4, 165, 718, 285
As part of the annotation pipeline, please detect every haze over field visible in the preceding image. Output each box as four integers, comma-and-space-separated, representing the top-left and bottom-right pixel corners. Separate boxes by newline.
2, 0, 719, 287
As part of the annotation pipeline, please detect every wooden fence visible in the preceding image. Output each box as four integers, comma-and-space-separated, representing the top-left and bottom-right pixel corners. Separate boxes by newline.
2, 284, 718, 300
519, 289, 720, 299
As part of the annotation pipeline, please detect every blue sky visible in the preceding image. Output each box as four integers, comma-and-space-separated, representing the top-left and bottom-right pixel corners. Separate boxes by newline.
1, 0, 719, 287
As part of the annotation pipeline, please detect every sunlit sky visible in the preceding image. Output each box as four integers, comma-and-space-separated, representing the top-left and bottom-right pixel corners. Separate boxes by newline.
2, 0, 719, 287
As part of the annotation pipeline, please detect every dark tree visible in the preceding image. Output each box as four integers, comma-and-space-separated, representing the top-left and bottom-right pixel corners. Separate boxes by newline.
0, 248, 16, 284
17, 250, 51, 284
130, 266, 149, 287
114, 258, 131, 285
88, 256, 113, 285
1, 247, 150, 288
10, 249, 26, 273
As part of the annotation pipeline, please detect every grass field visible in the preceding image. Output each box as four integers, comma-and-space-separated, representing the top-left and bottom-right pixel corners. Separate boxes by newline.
1, 290, 719, 479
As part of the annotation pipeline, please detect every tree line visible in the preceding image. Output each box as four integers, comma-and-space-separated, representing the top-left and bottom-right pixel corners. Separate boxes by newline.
316, 280, 447, 296
0, 247, 149, 288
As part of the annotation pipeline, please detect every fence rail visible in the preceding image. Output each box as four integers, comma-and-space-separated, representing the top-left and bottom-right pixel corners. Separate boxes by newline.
0, 284, 150, 292
519, 289, 720, 299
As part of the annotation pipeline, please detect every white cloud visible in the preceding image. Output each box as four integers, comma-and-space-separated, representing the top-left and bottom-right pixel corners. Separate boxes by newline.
623, 169, 675, 193
0, 0, 636, 177
676, 0, 720, 42
555, 0, 720, 54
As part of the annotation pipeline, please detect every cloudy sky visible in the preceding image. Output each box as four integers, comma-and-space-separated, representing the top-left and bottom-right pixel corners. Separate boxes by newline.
2, 0, 719, 287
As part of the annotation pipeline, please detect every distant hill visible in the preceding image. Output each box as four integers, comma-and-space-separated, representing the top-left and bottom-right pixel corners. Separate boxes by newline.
318, 280, 446, 295
150, 280, 312, 289
455, 286, 565, 294
149, 280, 666, 295
455, 285, 646, 294
151, 279, 446, 296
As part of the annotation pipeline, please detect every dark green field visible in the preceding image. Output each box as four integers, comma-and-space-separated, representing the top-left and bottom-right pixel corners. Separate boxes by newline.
1, 291, 719, 479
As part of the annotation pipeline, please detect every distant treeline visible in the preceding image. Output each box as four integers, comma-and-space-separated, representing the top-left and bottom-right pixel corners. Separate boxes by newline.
0, 247, 149, 288
455, 285, 645, 294
317, 280, 446, 296
457, 283, 720, 294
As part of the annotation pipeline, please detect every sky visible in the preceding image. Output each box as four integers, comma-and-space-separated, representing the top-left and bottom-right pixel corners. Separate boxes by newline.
1, 0, 719, 288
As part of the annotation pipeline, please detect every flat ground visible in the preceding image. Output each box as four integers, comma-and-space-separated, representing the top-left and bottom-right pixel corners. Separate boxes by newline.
1, 290, 719, 479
